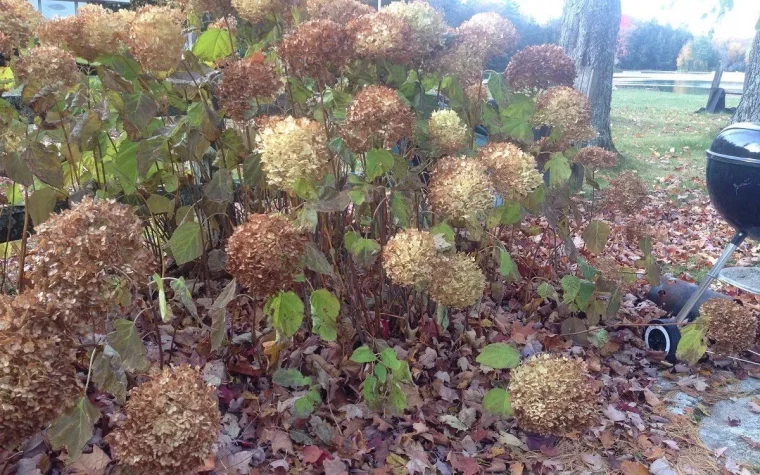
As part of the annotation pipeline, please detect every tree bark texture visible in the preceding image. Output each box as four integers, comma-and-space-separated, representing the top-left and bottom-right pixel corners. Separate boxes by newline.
732, 29, 760, 124
560, 0, 621, 151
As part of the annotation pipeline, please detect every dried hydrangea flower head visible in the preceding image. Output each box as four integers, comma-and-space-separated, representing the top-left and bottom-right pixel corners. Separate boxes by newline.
700, 298, 757, 355
209, 15, 238, 33
38, 5, 133, 61
306, 0, 373, 24
506, 44, 576, 93
279, 20, 353, 84
12, 46, 81, 98
602, 171, 649, 215
28, 197, 155, 332
107, 365, 221, 474
0, 32, 11, 56
232, 0, 296, 23
0, 0, 43, 55
226, 213, 307, 297
429, 253, 485, 308
218, 56, 281, 121
382, 1, 448, 60
509, 353, 599, 436
429, 156, 494, 221
127, 6, 186, 72
428, 109, 468, 154
341, 85, 415, 153
176, 0, 234, 16
476, 143, 542, 201
573, 146, 617, 170
348, 12, 413, 64
457, 12, 518, 59
257, 116, 330, 193
0, 294, 81, 449
531, 86, 596, 149
593, 256, 629, 292
431, 40, 486, 89
382, 229, 436, 288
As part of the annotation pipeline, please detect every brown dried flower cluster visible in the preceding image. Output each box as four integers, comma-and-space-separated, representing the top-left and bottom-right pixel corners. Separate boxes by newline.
383, 1, 448, 59
573, 146, 617, 170
12, 46, 81, 97
0, 0, 43, 55
602, 171, 649, 215
176, 0, 234, 15
306, 0, 372, 24
701, 298, 757, 355
107, 365, 221, 474
279, 20, 353, 83
428, 109, 468, 154
382, 229, 436, 288
28, 198, 154, 332
226, 214, 307, 297
0, 294, 81, 449
38, 5, 133, 61
593, 256, 628, 292
429, 157, 494, 221
509, 354, 599, 436
432, 41, 485, 89
505, 45, 576, 92
457, 12, 518, 59
531, 86, 596, 148
348, 12, 413, 64
341, 85, 415, 153
126, 6, 186, 72
429, 253, 485, 308
257, 116, 330, 193
209, 15, 238, 33
232, 0, 295, 23
218, 57, 281, 121
477, 142, 543, 200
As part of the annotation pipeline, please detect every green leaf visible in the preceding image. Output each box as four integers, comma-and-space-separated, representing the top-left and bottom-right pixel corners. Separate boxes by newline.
640, 236, 653, 256
380, 348, 401, 371
545, 153, 571, 187
48, 397, 101, 462
365, 149, 394, 181
272, 368, 312, 388
350, 345, 377, 364
192, 28, 234, 62
391, 191, 410, 228
537, 282, 558, 301
112, 140, 138, 195
431, 222, 455, 250
583, 220, 610, 254
389, 382, 407, 414
676, 324, 708, 365
498, 247, 520, 281
169, 221, 204, 265
210, 278, 236, 350
304, 242, 333, 276
90, 348, 127, 404
606, 289, 622, 317
575, 279, 595, 312
482, 388, 513, 417
645, 255, 661, 286
2, 149, 33, 186
265, 291, 304, 339
363, 375, 379, 406
146, 194, 172, 215
578, 257, 598, 280
560, 275, 581, 304
27, 187, 57, 226
561, 317, 588, 346
391, 360, 413, 384
347, 237, 381, 267
153, 273, 172, 323
486, 71, 508, 107
121, 92, 159, 138
476, 343, 520, 369
170, 276, 198, 320
310, 289, 340, 342
204, 168, 233, 202
107, 319, 149, 372
373, 362, 388, 383
588, 328, 609, 348
24, 142, 63, 188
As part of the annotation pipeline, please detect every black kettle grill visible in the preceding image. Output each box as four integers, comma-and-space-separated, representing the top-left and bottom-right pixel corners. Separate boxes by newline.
644, 122, 760, 362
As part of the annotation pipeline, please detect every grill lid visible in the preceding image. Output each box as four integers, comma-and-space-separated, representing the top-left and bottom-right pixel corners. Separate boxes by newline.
708, 122, 760, 165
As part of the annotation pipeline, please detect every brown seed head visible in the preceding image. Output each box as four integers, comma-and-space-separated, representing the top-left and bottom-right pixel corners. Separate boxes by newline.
429, 156, 494, 221
347, 12, 414, 64
509, 353, 599, 436
279, 20, 353, 83
573, 146, 617, 170
457, 12, 518, 59
126, 6, 186, 72
218, 57, 281, 121
0, 0, 42, 55
226, 214, 307, 297
429, 253, 485, 308
477, 142, 542, 201
531, 86, 596, 149
602, 171, 649, 215
382, 229, 436, 288
107, 365, 221, 474
506, 44, 576, 93
12, 46, 80, 97
382, 1, 448, 59
701, 298, 758, 355
306, 0, 373, 24
341, 85, 415, 153
38, 5, 133, 61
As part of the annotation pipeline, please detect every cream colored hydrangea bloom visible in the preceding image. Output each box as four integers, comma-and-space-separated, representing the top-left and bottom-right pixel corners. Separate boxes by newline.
383, 1, 447, 57
429, 109, 468, 154
382, 229, 436, 288
257, 116, 330, 194
429, 157, 494, 221
477, 143, 543, 201
127, 6, 185, 72
429, 253, 485, 308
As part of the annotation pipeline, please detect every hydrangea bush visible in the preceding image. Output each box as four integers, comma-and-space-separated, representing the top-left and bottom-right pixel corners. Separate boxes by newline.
0, 0, 667, 465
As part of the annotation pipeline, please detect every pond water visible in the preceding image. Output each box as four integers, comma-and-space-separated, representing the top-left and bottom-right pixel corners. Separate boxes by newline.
613, 71, 745, 95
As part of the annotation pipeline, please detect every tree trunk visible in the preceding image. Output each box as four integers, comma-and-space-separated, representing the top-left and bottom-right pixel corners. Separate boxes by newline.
560, 0, 621, 151
732, 29, 760, 124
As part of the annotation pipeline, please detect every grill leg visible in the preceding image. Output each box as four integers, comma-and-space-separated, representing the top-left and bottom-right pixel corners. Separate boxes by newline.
675, 231, 746, 323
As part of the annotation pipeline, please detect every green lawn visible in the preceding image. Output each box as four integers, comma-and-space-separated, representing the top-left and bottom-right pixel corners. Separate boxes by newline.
610, 89, 741, 189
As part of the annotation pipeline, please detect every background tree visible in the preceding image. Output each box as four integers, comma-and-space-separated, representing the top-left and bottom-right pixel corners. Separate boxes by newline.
733, 27, 760, 123
560, 0, 621, 150
616, 20, 692, 70
677, 36, 720, 71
